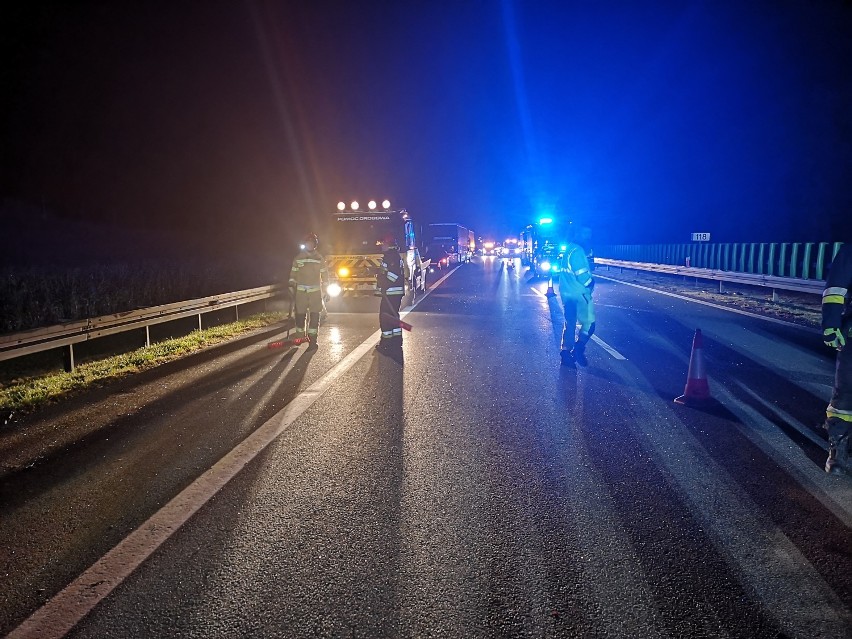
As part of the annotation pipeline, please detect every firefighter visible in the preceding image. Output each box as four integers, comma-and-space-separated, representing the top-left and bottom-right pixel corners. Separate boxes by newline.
376, 237, 405, 350
822, 242, 852, 475
558, 226, 595, 367
288, 233, 327, 348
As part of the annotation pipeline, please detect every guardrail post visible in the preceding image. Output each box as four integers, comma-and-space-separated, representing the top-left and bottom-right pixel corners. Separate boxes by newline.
235, 303, 240, 322
145, 325, 151, 348
816, 242, 828, 280
802, 243, 813, 280
790, 244, 799, 278
198, 313, 203, 332
63, 344, 75, 373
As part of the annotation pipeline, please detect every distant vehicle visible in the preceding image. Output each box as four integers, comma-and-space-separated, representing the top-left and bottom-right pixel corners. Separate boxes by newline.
428, 253, 452, 272
521, 217, 567, 267
423, 222, 475, 264
531, 247, 563, 279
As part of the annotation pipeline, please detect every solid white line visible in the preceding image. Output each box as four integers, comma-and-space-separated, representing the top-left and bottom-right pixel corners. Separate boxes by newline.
7, 270, 448, 639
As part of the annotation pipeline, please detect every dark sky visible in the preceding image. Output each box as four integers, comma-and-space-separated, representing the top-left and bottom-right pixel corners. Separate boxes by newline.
2, 0, 851, 257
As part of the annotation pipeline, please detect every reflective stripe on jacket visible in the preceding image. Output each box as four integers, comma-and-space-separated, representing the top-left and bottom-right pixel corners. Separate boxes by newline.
378, 249, 405, 294
823, 244, 852, 330
289, 250, 327, 292
558, 243, 594, 299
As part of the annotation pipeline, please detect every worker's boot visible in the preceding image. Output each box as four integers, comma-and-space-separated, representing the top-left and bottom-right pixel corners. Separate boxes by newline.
560, 350, 575, 367
294, 313, 307, 340
572, 342, 587, 367
573, 331, 591, 367
825, 419, 851, 475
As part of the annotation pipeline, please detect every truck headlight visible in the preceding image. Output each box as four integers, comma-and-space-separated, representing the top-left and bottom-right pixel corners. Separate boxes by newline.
540, 261, 551, 272
327, 282, 342, 297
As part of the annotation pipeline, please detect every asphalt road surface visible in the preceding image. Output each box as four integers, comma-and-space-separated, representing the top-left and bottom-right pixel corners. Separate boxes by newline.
1, 256, 850, 638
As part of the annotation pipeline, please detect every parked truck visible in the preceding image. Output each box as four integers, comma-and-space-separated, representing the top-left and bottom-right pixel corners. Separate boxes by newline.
422, 223, 475, 267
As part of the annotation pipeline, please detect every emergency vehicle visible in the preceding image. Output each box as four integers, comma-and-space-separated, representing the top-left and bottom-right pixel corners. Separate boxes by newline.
324, 205, 425, 299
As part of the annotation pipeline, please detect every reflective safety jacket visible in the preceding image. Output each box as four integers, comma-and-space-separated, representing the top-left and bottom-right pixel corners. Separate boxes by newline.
558, 242, 594, 300
823, 243, 852, 331
377, 249, 405, 296
289, 249, 327, 293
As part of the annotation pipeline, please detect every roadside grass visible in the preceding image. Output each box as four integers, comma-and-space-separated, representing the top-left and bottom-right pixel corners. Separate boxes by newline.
0, 312, 288, 415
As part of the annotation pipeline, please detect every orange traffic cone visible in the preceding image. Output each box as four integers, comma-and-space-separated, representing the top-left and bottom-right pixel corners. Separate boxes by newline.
545, 278, 556, 297
674, 328, 714, 406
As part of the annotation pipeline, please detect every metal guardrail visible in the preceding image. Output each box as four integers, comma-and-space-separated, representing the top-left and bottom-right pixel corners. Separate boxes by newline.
595, 258, 824, 298
0, 285, 287, 371
597, 241, 843, 281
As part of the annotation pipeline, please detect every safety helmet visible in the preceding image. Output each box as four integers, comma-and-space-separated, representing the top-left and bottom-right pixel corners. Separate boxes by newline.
301, 233, 319, 251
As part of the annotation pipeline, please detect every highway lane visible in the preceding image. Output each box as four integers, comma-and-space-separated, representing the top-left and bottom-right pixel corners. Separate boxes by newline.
3, 256, 851, 638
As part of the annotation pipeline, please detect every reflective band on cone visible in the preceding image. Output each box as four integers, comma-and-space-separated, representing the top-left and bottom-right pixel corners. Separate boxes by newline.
674, 328, 714, 406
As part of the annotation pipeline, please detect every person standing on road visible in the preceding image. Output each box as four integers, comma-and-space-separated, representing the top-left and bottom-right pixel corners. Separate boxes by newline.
376, 237, 405, 351
822, 242, 852, 475
289, 233, 327, 348
558, 225, 596, 367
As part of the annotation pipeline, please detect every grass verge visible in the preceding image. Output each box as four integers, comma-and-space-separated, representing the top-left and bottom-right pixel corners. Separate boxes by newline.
0, 312, 288, 416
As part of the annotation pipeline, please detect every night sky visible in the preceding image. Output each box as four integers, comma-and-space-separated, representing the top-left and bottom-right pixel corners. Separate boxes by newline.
2, 0, 851, 261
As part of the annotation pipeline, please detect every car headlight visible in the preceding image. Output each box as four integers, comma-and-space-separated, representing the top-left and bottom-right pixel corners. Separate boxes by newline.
540, 261, 551, 272
327, 282, 342, 297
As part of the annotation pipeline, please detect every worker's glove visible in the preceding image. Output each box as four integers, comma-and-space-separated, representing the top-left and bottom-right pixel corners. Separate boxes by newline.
322, 294, 330, 304
824, 327, 846, 350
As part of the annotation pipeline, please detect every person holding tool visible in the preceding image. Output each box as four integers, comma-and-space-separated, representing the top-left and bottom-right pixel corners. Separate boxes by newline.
288, 232, 328, 348
375, 237, 406, 351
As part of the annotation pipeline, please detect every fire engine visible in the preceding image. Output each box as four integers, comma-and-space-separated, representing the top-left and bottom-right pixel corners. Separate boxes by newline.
324, 203, 426, 300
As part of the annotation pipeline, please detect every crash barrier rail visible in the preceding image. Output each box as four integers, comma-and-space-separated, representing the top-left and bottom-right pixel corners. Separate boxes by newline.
0, 285, 288, 372
596, 241, 844, 282
594, 258, 824, 299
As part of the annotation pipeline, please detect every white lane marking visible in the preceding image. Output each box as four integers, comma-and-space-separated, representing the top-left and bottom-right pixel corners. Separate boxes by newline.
531, 282, 628, 361
530, 282, 551, 298
597, 275, 819, 331
591, 335, 627, 360
7, 269, 448, 639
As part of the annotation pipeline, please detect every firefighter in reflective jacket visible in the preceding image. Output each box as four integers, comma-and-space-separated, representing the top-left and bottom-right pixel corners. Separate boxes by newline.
822, 242, 852, 475
289, 233, 327, 347
558, 226, 595, 367
376, 238, 405, 349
